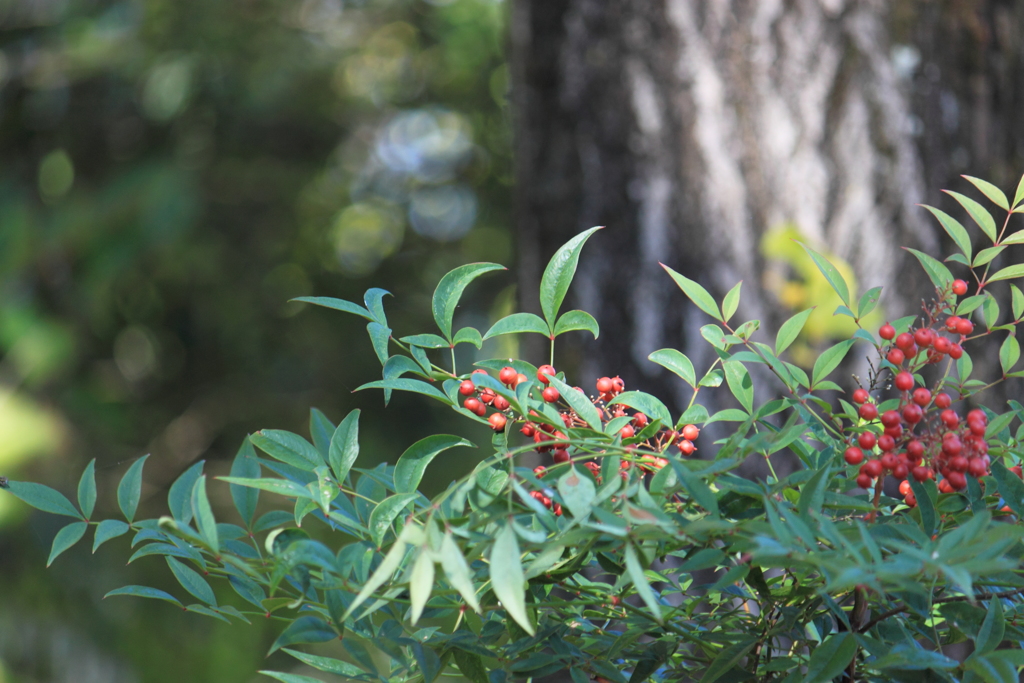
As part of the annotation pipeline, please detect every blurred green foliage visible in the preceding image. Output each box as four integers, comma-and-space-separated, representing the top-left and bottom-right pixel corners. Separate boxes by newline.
0, 0, 511, 679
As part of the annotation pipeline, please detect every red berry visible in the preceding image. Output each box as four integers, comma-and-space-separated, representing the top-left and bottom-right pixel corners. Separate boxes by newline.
933, 337, 952, 354
520, 423, 535, 437
942, 437, 962, 456
892, 462, 908, 479
947, 471, 967, 490
968, 458, 987, 478
532, 465, 546, 476
950, 455, 968, 472
852, 388, 870, 404
946, 316, 961, 332
858, 432, 877, 450
859, 403, 878, 420
968, 409, 987, 424
844, 447, 865, 465
880, 452, 898, 470
481, 389, 497, 404
894, 371, 914, 391
878, 435, 896, 452
493, 395, 510, 411
912, 387, 931, 406
914, 328, 934, 348
905, 492, 917, 507
679, 439, 696, 455
941, 409, 960, 428
632, 412, 649, 429
488, 413, 507, 431
884, 423, 904, 439
949, 343, 964, 359
881, 410, 902, 428
907, 440, 925, 459
499, 366, 518, 385
1012, 465, 1023, 479
863, 460, 883, 478
895, 333, 915, 351
935, 392, 951, 409
952, 279, 968, 296
459, 380, 476, 396
681, 424, 700, 441
552, 448, 570, 464
912, 466, 930, 482
596, 377, 614, 394
542, 386, 560, 403
537, 365, 556, 384
879, 323, 896, 340
956, 318, 974, 336
856, 473, 873, 488
887, 348, 905, 365
620, 425, 635, 439
899, 480, 912, 496
464, 397, 483, 413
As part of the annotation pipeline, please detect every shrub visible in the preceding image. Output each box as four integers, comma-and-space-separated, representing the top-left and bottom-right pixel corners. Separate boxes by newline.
6, 175, 1024, 683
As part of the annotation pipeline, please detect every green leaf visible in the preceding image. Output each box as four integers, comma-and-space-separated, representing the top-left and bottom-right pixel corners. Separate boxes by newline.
699, 639, 756, 683
539, 226, 602, 326
905, 247, 953, 288
1011, 285, 1024, 320
367, 493, 418, 547
453, 650, 489, 683
607, 391, 672, 426
400, 333, 449, 349
259, 672, 327, 683
1000, 334, 1020, 374
281, 649, 366, 677
77, 459, 96, 520
671, 461, 719, 516
553, 310, 600, 338
803, 633, 855, 683
309, 408, 335, 459
649, 348, 696, 386
394, 435, 475, 494
117, 455, 150, 524
546, 375, 603, 430
251, 430, 322, 471
811, 339, 855, 387
167, 556, 216, 606
661, 264, 721, 319
2, 481, 83, 519
722, 361, 754, 413
345, 524, 421, 620
329, 409, 360, 483
1015, 172, 1024, 209
796, 242, 850, 306
291, 296, 372, 320
47, 521, 88, 566
363, 288, 390, 325
453, 327, 483, 348
268, 616, 337, 654
1002, 230, 1024, 245
104, 585, 183, 608
483, 312, 550, 339
798, 465, 831, 518
975, 596, 1004, 655
489, 524, 534, 635
229, 439, 260, 527
965, 652, 1021, 683
217, 477, 312, 500
439, 532, 481, 612
432, 262, 505, 341
776, 308, 814, 355
93, 519, 130, 553
973, 245, 1006, 267
987, 264, 1024, 283
922, 205, 973, 260
946, 190, 998, 242
557, 466, 596, 519
990, 461, 1024, 516
409, 547, 435, 624
962, 175, 1009, 211
191, 476, 218, 555
355, 379, 450, 404
168, 460, 204, 524
366, 322, 391, 365
721, 281, 742, 322
857, 286, 882, 319
624, 543, 661, 622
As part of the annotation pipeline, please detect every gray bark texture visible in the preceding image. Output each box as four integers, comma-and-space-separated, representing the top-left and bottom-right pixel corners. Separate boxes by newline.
510, 0, 1023, 411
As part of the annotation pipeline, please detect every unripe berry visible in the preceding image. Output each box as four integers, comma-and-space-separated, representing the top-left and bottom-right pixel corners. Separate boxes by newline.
493, 395, 510, 411
946, 316, 961, 332
858, 432, 877, 450
949, 343, 964, 359
914, 328, 934, 348
956, 318, 974, 336
488, 413, 507, 431
912, 387, 931, 406
499, 366, 518, 385
941, 409, 960, 428
878, 435, 896, 452
879, 323, 896, 340
844, 446, 865, 465
537, 365, 556, 384
459, 380, 476, 396
894, 371, 914, 391
679, 439, 695, 455
934, 392, 952, 409
887, 348, 905, 365
552, 448, 570, 464
681, 424, 700, 441
895, 332, 915, 351
542, 386, 560, 403
856, 473, 873, 488
952, 279, 968, 296
863, 460, 883, 478
859, 403, 878, 420
902, 403, 923, 424
464, 397, 483, 413
881, 410, 902, 428
934, 336, 952, 353
852, 388, 870, 404
596, 377, 614, 394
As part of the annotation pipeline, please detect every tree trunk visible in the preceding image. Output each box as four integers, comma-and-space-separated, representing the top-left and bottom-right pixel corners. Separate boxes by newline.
510, 0, 950, 411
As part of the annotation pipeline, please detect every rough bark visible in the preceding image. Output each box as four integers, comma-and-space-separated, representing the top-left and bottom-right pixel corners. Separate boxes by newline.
511, 0, 943, 411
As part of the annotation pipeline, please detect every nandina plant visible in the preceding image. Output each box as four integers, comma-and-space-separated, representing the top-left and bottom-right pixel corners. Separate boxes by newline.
6, 175, 1024, 683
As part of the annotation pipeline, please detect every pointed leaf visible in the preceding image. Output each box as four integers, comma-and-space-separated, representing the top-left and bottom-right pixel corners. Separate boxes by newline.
987, 264, 1024, 284
191, 476, 218, 555
905, 247, 953, 288
117, 455, 150, 524
453, 327, 483, 348
857, 286, 882, 319
812, 339, 855, 387
167, 556, 216, 606
721, 281, 742, 322
259, 673, 326, 683
409, 548, 435, 624
309, 408, 335, 459
1015, 172, 1024, 209
344, 523, 422, 619
553, 310, 600, 338
990, 461, 1024, 516
489, 524, 533, 635
432, 263, 505, 341
77, 459, 96, 520
974, 245, 1006, 267
803, 633, 856, 683
661, 264, 720, 319
922, 205, 973, 260
1001, 230, 1024, 245
540, 226, 602, 326
47, 521, 88, 566
1000, 334, 1020, 375
251, 430, 322, 472
699, 639, 756, 683
648, 349, 696, 387
975, 596, 1004, 655
363, 288, 390, 325
624, 543, 661, 622
557, 466, 596, 519
440, 532, 481, 612
229, 439, 260, 526
453, 650, 489, 683
722, 361, 754, 413
546, 375, 602, 430
946, 190, 998, 242
168, 460, 204, 524
104, 585, 183, 608
356, 378, 450, 404
329, 409, 360, 483
366, 322, 391, 365
776, 308, 814, 355
797, 242, 850, 306
2, 481, 84, 519
93, 519, 130, 553
217, 477, 312, 500
400, 333, 450, 349
394, 435, 474, 494
368, 493, 418, 547
291, 296, 373, 320
281, 649, 366, 677
1012, 285, 1024, 320
607, 391, 672, 426
268, 616, 337, 654
483, 312, 550, 339
963, 175, 1009, 210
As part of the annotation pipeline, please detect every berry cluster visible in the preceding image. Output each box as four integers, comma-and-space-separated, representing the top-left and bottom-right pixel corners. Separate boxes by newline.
845, 279, 991, 507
